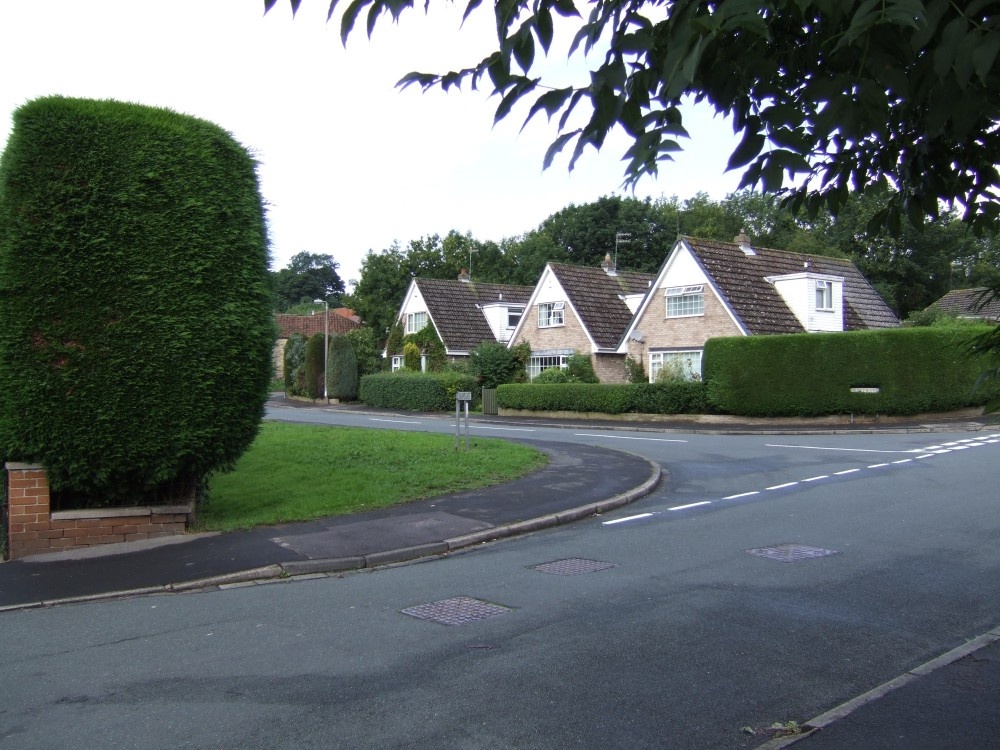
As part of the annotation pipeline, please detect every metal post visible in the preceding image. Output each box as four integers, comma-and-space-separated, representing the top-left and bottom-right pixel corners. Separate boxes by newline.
314, 298, 329, 402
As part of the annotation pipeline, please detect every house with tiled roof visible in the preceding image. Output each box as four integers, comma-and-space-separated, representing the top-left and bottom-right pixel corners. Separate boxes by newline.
390, 272, 533, 369
273, 311, 362, 378
508, 256, 654, 381
926, 287, 1000, 322
619, 233, 899, 381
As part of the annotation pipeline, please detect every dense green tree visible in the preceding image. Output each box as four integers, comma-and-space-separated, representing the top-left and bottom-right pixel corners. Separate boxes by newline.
304, 332, 326, 399
468, 341, 531, 388
272, 252, 345, 310
327, 334, 359, 400
347, 326, 382, 376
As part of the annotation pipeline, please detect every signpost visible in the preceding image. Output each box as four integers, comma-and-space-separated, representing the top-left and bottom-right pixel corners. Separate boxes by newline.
455, 391, 472, 451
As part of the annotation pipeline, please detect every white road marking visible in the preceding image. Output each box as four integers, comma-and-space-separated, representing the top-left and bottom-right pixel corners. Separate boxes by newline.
369, 418, 421, 424
575, 433, 687, 443
766, 482, 799, 490
915, 454, 936, 459
668, 501, 712, 511
802, 475, 829, 482
766, 444, 915, 454
833, 468, 861, 475
867, 463, 890, 469
723, 491, 760, 500
602, 513, 655, 525
892, 459, 913, 464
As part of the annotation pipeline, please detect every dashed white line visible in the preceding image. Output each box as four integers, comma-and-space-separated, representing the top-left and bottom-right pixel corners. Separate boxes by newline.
915, 454, 936, 459
575, 433, 687, 443
767, 444, 914, 454
766, 482, 799, 490
892, 459, 913, 464
833, 468, 861, 475
602, 513, 655, 525
867, 463, 890, 469
723, 491, 760, 500
668, 501, 712, 511
471, 425, 536, 432
802, 475, 829, 482
369, 418, 420, 425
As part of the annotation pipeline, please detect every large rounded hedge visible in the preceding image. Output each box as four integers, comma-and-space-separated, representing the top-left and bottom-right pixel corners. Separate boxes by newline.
0, 97, 275, 507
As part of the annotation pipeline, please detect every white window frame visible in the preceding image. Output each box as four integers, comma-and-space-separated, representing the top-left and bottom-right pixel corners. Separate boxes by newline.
649, 350, 703, 381
528, 354, 568, 380
815, 280, 834, 311
537, 301, 565, 328
507, 306, 524, 329
390, 355, 403, 372
665, 285, 705, 318
405, 311, 428, 334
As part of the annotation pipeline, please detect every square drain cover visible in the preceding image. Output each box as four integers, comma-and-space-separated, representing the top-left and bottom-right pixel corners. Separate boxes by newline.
401, 596, 513, 626
532, 558, 618, 576
747, 543, 840, 562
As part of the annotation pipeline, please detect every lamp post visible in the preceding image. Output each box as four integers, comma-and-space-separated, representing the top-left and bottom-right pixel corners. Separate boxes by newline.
314, 298, 329, 401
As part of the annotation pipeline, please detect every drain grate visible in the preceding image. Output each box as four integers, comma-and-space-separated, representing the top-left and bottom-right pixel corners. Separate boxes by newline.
746, 543, 840, 562
532, 558, 618, 576
401, 596, 513, 626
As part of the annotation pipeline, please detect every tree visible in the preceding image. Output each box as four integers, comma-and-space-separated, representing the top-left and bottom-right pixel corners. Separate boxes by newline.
328, 334, 359, 400
272, 251, 345, 310
0, 96, 274, 507
284, 0, 1000, 240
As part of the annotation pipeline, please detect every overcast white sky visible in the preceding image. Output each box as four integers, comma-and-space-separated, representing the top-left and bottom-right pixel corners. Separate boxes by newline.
0, 1, 742, 288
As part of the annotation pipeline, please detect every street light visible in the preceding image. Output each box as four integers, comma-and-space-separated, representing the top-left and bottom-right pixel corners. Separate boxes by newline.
313, 298, 329, 402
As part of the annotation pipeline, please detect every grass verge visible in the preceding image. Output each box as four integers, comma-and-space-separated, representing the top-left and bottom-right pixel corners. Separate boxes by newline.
196, 421, 547, 531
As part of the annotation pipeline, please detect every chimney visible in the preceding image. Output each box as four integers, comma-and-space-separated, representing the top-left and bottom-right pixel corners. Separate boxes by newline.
734, 229, 755, 256
457, 268, 470, 283
601, 253, 617, 276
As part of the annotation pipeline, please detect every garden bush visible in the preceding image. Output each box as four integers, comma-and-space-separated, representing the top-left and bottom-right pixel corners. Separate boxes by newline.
283, 333, 308, 396
360, 371, 478, 411
468, 341, 530, 388
328, 334, 359, 401
304, 333, 326, 399
497, 381, 709, 414
0, 96, 274, 508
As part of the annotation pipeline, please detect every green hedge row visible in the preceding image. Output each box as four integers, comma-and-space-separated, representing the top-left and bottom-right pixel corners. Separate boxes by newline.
704, 326, 998, 417
496, 381, 709, 414
360, 371, 478, 411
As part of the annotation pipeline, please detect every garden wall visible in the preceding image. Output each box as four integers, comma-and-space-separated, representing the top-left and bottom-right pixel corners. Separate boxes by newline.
5, 463, 192, 560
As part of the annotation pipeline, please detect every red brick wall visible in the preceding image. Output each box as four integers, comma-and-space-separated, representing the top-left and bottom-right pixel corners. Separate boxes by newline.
5, 463, 191, 560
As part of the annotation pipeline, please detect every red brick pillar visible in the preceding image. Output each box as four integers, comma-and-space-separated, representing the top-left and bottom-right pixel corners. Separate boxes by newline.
6, 462, 53, 560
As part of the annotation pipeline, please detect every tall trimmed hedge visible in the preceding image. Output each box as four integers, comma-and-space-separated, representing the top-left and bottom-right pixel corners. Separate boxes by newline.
304, 333, 326, 399
360, 372, 478, 411
0, 97, 274, 507
328, 334, 359, 400
703, 326, 999, 417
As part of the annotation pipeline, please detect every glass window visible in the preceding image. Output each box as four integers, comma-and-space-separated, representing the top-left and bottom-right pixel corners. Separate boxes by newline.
815, 280, 833, 311
649, 350, 702, 381
507, 307, 524, 329
390, 355, 403, 372
528, 355, 568, 379
537, 302, 565, 327
406, 311, 428, 334
665, 285, 705, 317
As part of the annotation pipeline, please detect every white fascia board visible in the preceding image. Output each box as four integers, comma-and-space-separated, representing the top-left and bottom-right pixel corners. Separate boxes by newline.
506, 264, 555, 348
616, 242, 682, 351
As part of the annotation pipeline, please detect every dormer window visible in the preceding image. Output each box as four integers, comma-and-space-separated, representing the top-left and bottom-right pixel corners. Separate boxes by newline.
538, 301, 565, 327
815, 280, 834, 311
665, 285, 705, 317
507, 306, 524, 329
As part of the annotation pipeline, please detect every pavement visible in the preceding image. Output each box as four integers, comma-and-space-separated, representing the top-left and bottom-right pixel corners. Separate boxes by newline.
2, 398, 998, 749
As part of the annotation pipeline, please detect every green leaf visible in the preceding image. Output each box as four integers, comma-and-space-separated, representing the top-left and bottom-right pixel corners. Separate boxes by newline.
971, 33, 1000, 83
535, 8, 554, 53
727, 131, 765, 171
523, 87, 574, 129
512, 27, 536, 74
461, 0, 483, 25
494, 79, 537, 124
542, 131, 580, 170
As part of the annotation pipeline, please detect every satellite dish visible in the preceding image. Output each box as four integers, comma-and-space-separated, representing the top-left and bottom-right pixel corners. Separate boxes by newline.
629, 330, 645, 343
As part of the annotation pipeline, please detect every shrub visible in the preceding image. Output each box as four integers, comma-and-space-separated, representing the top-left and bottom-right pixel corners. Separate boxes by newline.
405, 325, 446, 371
328, 334, 359, 400
624, 355, 646, 384
283, 333, 308, 396
360, 371, 478, 411
469, 340, 529, 388
0, 96, 274, 507
304, 333, 326, 399
497, 381, 709, 414
565, 353, 600, 383
347, 327, 381, 376
403, 341, 422, 371
533, 367, 570, 384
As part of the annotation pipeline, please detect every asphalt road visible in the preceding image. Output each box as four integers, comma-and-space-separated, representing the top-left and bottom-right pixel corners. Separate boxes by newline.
1, 413, 997, 749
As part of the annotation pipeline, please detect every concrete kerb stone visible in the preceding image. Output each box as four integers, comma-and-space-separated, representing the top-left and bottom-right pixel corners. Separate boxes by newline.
752, 624, 1000, 750
364, 542, 449, 568
280, 557, 366, 576
167, 565, 284, 592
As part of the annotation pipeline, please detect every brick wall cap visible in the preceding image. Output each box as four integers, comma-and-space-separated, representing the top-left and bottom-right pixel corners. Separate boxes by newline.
52, 504, 193, 521
5, 462, 44, 471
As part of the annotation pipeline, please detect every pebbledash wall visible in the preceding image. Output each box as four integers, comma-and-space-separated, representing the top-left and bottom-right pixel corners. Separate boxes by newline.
5, 462, 192, 560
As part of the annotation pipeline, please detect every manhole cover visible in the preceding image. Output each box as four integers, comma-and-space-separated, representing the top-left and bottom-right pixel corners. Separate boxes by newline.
401, 596, 513, 626
532, 558, 618, 576
746, 543, 840, 562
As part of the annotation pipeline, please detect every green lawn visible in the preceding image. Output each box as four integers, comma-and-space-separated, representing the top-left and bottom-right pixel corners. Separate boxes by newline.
196, 421, 547, 531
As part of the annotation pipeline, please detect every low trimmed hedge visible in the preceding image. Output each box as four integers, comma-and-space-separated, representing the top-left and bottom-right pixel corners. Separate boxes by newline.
360, 371, 478, 411
496, 381, 709, 414
704, 326, 998, 417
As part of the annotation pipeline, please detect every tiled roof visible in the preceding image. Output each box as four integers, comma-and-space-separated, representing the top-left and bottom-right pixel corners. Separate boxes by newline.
930, 287, 1000, 321
549, 263, 654, 349
276, 312, 361, 338
682, 237, 899, 334
416, 278, 534, 353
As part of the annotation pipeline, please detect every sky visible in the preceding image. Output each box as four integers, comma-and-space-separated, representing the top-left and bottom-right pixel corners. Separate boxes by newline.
0, 1, 743, 289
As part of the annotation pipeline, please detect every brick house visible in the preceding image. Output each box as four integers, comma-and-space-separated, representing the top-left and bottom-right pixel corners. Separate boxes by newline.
619, 233, 899, 381
389, 272, 533, 369
507, 256, 654, 382
274, 311, 361, 378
